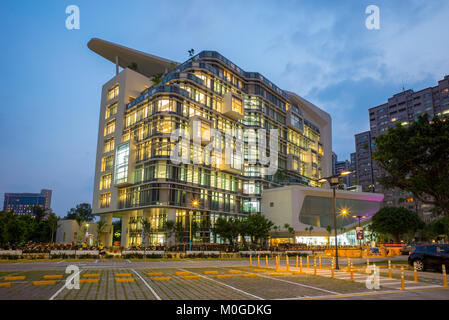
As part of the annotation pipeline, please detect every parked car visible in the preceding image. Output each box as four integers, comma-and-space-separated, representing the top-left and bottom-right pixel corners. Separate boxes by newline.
408, 244, 449, 271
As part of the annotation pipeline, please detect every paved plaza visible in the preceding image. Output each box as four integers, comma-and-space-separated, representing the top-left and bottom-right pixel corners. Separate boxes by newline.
0, 256, 448, 300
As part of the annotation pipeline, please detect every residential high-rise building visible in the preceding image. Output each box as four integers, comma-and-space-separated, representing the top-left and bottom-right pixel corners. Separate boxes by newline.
88, 38, 332, 247
354, 75, 449, 219
331, 152, 352, 186
3, 189, 52, 216
354, 131, 375, 192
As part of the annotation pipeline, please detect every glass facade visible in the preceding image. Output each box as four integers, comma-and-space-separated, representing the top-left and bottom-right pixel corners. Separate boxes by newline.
96, 49, 327, 245
115, 142, 130, 185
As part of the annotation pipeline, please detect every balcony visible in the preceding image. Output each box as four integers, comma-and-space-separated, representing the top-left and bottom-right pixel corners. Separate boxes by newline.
223, 92, 243, 120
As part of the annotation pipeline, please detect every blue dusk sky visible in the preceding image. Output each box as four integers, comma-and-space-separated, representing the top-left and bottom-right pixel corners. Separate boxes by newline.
1, 1, 448, 217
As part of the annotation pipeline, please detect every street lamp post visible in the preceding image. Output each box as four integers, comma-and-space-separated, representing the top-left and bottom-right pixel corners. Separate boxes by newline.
190, 199, 199, 251
319, 170, 353, 270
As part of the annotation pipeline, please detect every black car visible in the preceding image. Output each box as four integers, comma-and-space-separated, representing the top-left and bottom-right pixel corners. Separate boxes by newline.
408, 244, 449, 271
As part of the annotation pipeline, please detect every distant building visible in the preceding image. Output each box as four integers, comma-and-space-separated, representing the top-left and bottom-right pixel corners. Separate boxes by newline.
353, 75, 449, 220
354, 131, 375, 192
55, 220, 98, 245
331, 152, 338, 175
331, 152, 353, 186
3, 189, 52, 216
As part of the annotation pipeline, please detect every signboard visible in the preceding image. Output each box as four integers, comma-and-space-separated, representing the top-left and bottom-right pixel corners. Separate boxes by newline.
356, 227, 364, 240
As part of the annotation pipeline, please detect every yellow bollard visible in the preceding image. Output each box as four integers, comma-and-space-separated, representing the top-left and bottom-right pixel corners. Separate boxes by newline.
400, 267, 405, 290
331, 261, 335, 279
286, 255, 290, 271
319, 256, 322, 269
306, 256, 309, 268
388, 260, 392, 279
257, 255, 260, 268
313, 258, 317, 276
250, 254, 253, 267
266, 255, 269, 268
413, 262, 418, 282
443, 265, 448, 287
296, 255, 299, 268
350, 265, 354, 282
300, 256, 303, 273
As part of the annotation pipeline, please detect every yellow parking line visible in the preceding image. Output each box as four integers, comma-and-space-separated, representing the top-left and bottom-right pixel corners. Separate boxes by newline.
4, 276, 26, 281
33, 280, 56, 286
43, 275, 63, 280
153, 277, 171, 281
0, 282, 12, 288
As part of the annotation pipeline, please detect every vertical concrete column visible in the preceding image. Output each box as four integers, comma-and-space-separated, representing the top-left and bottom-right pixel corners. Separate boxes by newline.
166, 208, 177, 247
101, 213, 113, 247
121, 212, 130, 249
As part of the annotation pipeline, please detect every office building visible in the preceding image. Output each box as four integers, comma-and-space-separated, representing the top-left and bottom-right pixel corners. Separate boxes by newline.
3, 189, 52, 216
89, 38, 333, 247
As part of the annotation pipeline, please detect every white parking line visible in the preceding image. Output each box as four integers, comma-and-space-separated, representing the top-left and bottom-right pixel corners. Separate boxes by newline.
402, 285, 442, 290
49, 270, 81, 300
56, 260, 65, 264
178, 268, 264, 300
248, 272, 340, 295
131, 269, 161, 300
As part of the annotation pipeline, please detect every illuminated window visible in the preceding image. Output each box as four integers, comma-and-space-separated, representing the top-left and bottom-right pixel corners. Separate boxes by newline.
121, 132, 130, 142
99, 174, 112, 190
107, 85, 119, 100
104, 119, 116, 136
104, 138, 115, 153
105, 103, 117, 119
115, 142, 129, 184
101, 155, 114, 171
231, 96, 243, 114
156, 161, 166, 179
157, 99, 175, 113
99, 192, 111, 208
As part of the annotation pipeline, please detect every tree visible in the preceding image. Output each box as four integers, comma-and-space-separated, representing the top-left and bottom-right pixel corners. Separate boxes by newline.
283, 223, 295, 242
47, 211, 60, 243
308, 226, 314, 236
188, 49, 195, 57
247, 214, 274, 246
65, 203, 94, 222
214, 217, 239, 246
326, 225, 332, 245
32, 206, 46, 223
140, 217, 152, 247
162, 220, 176, 247
371, 206, 423, 243
113, 220, 121, 243
151, 73, 163, 86
174, 221, 185, 243
373, 114, 449, 216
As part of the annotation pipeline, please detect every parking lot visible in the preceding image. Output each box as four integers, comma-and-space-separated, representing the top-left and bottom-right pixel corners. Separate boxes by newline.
0, 258, 448, 300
